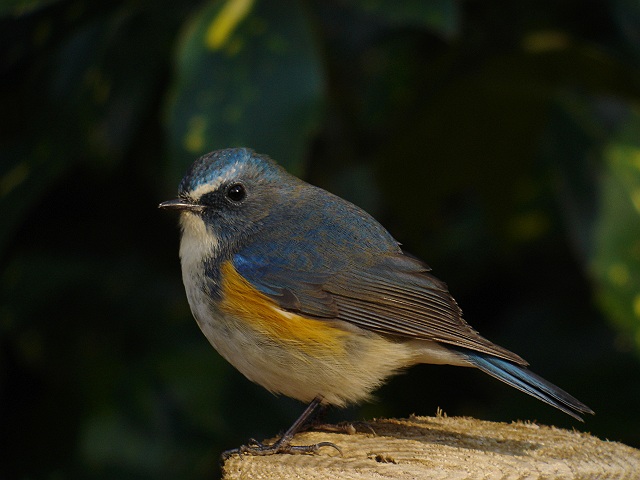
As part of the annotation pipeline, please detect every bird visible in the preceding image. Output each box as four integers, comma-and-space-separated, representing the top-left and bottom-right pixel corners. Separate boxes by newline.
159, 147, 593, 457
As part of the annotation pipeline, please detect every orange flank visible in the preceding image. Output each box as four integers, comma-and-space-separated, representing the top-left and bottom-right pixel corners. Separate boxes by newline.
218, 261, 349, 356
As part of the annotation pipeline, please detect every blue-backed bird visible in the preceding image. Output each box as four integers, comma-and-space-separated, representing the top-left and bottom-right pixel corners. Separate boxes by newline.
159, 148, 593, 457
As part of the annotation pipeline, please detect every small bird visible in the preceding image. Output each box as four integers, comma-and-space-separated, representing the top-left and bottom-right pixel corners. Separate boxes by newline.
160, 148, 593, 457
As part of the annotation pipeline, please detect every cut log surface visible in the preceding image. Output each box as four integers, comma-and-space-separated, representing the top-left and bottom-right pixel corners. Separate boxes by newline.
222, 414, 639, 479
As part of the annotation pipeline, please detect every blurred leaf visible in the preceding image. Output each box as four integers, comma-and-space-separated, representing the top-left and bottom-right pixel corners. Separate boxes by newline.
345, 0, 459, 38
376, 43, 640, 247
543, 92, 640, 355
591, 111, 640, 352
166, 0, 324, 181
0, 3, 183, 254
49, 6, 179, 163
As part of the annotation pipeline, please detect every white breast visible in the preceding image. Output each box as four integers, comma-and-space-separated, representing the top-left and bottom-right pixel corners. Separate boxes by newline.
177, 212, 223, 337
178, 212, 219, 275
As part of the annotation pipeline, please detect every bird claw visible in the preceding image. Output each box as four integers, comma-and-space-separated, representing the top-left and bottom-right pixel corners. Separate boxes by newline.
220, 397, 344, 461
222, 439, 342, 460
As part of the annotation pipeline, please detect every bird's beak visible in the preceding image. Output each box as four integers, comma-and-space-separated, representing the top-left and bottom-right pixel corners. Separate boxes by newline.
158, 198, 204, 212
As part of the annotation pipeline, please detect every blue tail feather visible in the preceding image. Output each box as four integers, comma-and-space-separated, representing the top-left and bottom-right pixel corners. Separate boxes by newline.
462, 352, 594, 421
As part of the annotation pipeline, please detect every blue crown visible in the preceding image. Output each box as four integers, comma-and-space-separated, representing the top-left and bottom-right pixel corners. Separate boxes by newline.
178, 148, 285, 196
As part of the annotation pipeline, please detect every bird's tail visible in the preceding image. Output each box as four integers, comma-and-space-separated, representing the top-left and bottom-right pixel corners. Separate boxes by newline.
461, 352, 594, 421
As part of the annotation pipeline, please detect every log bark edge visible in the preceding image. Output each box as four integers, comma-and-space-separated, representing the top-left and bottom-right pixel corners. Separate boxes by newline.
222, 414, 639, 479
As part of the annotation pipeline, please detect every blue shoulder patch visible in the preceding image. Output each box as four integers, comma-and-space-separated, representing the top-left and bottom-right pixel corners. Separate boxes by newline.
232, 248, 337, 318
233, 253, 281, 296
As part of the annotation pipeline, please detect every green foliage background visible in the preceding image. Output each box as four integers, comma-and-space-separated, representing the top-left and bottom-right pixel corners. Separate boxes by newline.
2, 0, 640, 478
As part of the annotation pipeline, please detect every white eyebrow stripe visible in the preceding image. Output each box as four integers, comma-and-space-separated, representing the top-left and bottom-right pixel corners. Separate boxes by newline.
189, 164, 239, 200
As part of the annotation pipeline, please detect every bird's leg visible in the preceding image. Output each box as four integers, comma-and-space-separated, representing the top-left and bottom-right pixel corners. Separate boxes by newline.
221, 396, 342, 459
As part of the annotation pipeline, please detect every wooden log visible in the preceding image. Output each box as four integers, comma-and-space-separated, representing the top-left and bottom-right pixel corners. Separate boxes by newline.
222, 414, 639, 479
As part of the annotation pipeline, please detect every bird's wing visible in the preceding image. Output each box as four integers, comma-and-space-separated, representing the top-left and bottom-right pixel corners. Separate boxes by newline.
233, 243, 526, 365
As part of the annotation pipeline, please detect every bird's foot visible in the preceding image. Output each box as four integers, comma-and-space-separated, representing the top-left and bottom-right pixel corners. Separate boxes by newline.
221, 437, 342, 460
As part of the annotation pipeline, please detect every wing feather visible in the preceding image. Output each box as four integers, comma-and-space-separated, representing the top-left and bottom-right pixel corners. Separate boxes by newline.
233, 241, 525, 365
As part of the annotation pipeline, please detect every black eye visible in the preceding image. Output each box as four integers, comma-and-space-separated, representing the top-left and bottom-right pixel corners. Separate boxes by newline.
226, 183, 246, 203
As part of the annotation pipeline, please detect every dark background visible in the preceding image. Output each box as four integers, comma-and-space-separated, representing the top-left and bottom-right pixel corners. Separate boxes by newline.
2, 0, 640, 478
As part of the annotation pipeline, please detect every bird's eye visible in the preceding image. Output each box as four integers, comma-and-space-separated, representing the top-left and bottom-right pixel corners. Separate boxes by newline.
226, 183, 246, 203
